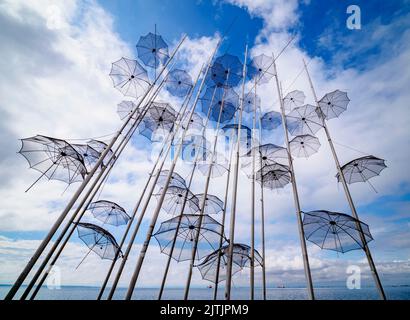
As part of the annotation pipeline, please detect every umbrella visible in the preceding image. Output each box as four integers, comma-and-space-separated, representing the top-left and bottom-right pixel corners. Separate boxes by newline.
289, 134, 321, 158
177, 134, 210, 163
197, 243, 263, 283
221, 124, 252, 153
156, 186, 199, 215
87, 200, 130, 227
286, 104, 323, 136
200, 86, 239, 123
260, 111, 282, 131
75, 222, 122, 268
242, 91, 261, 113
153, 214, 224, 262
318, 90, 350, 120
303, 210, 373, 253
242, 143, 288, 170
136, 32, 169, 68
109, 57, 150, 98
72, 143, 101, 174
117, 100, 140, 121
87, 140, 115, 168
283, 90, 305, 113
256, 163, 291, 190
180, 112, 204, 132
144, 102, 177, 134
336, 155, 387, 192
156, 170, 187, 189
206, 62, 228, 88
18, 135, 87, 192
195, 194, 224, 215
213, 54, 244, 87
247, 54, 275, 84
165, 69, 193, 97
197, 153, 229, 178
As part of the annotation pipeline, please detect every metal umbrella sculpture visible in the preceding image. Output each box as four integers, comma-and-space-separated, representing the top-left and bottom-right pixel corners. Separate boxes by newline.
243, 91, 261, 113
117, 100, 140, 121
177, 134, 210, 162
200, 86, 239, 123
75, 222, 122, 268
247, 53, 276, 84
289, 134, 321, 158
136, 32, 169, 68
242, 143, 288, 170
213, 53, 244, 87
303, 210, 373, 253
156, 170, 187, 189
87, 139, 115, 168
194, 194, 224, 215
109, 57, 150, 98
156, 186, 199, 215
318, 89, 350, 120
87, 200, 130, 227
165, 69, 193, 97
283, 90, 306, 113
153, 214, 224, 262
303, 60, 386, 299
19, 135, 87, 192
260, 111, 282, 131
286, 104, 323, 136
198, 243, 263, 283
72, 144, 101, 174
336, 155, 387, 192
256, 163, 291, 190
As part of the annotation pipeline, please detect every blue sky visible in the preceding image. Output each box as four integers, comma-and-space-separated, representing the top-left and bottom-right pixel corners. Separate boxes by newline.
0, 0, 409, 297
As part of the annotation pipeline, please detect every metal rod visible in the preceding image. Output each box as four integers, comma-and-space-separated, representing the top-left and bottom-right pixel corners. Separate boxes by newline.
5, 34, 187, 301
124, 41, 221, 300
273, 54, 315, 300
225, 44, 248, 300
302, 59, 386, 300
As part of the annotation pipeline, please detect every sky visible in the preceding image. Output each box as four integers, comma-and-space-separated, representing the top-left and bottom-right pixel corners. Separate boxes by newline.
0, 0, 409, 300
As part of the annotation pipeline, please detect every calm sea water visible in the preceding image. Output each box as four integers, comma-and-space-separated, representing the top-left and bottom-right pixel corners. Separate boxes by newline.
1, 285, 410, 300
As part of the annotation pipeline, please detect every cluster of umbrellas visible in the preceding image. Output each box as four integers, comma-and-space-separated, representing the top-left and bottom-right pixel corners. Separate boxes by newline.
13, 30, 389, 301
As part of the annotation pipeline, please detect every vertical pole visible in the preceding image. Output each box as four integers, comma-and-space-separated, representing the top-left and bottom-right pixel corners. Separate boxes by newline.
225, 44, 248, 300
124, 42, 220, 300
272, 54, 315, 300
250, 80, 257, 300
5, 35, 187, 301
303, 60, 386, 300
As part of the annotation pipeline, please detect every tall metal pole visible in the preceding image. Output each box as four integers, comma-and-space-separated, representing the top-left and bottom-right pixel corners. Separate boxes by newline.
249, 80, 257, 300
157, 86, 217, 300
272, 54, 315, 300
302, 60, 386, 300
124, 42, 220, 300
5, 35, 187, 301
257, 105, 267, 300
183, 75, 229, 300
225, 44, 248, 300
24, 73, 171, 300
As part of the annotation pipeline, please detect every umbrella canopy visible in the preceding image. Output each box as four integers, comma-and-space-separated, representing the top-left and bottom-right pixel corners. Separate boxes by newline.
144, 102, 177, 134
242, 143, 288, 170
19, 135, 87, 190
242, 91, 261, 113
156, 170, 187, 189
153, 214, 224, 262
247, 54, 275, 84
180, 112, 204, 132
303, 210, 373, 253
195, 194, 224, 215
213, 54, 244, 87
197, 243, 263, 283
318, 89, 350, 120
336, 155, 387, 184
117, 100, 140, 121
260, 111, 282, 131
283, 90, 306, 113
221, 124, 252, 153
72, 144, 101, 174
197, 153, 229, 178
165, 69, 193, 97
76, 222, 122, 260
87, 200, 130, 227
255, 163, 291, 190
109, 57, 150, 98
289, 134, 321, 158
136, 32, 169, 68
156, 186, 199, 215
286, 104, 323, 136
87, 140, 115, 168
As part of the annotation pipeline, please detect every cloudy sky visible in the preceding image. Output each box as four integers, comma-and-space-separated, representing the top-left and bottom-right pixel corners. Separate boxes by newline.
0, 0, 409, 299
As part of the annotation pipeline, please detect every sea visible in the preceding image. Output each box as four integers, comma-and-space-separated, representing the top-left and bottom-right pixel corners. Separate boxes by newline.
1, 285, 410, 300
